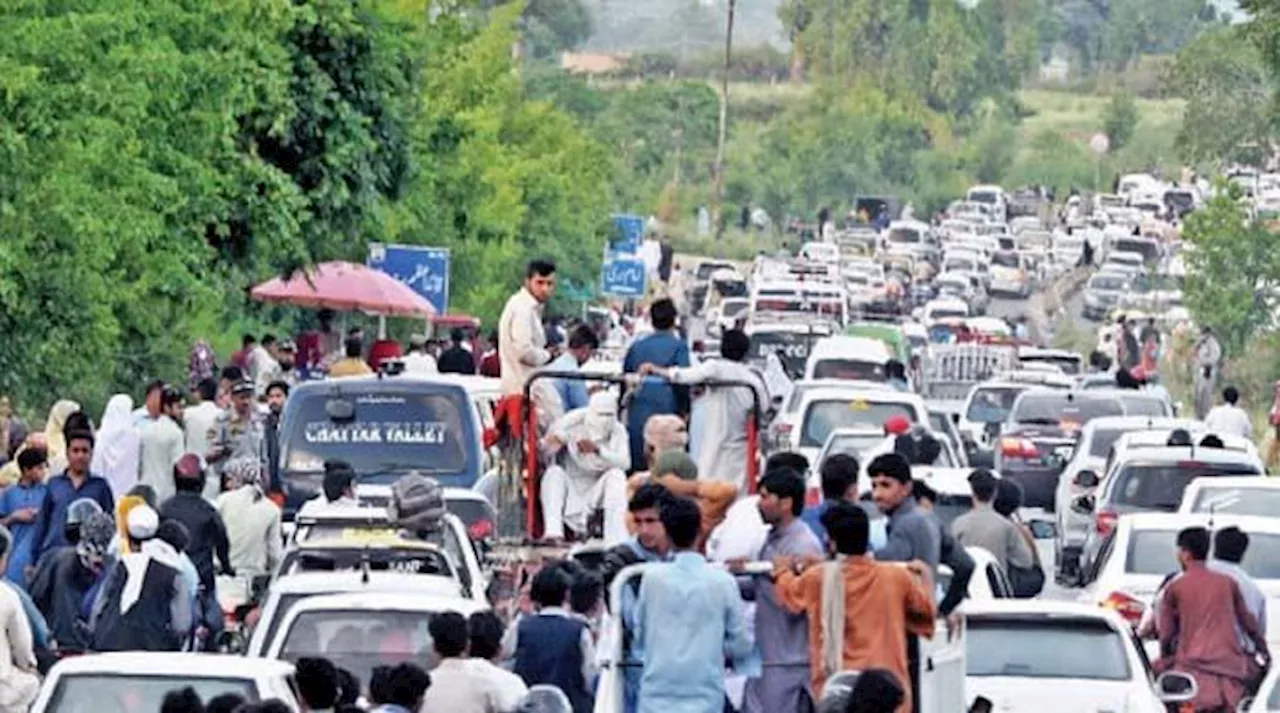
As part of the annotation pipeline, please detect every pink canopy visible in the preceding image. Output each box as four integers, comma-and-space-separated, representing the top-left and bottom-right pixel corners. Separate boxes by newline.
250, 261, 437, 317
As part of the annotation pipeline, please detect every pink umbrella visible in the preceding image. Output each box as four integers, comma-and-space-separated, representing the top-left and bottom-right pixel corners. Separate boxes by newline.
250, 261, 438, 317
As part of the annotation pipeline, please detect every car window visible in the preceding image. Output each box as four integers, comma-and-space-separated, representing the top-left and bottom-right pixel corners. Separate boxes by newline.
1089, 274, 1127, 291
1088, 428, 1128, 458
812, 359, 888, 382
279, 609, 439, 690
1087, 531, 1116, 584
801, 400, 918, 448
1110, 463, 1263, 511
1117, 394, 1170, 417
48, 675, 258, 713
1011, 394, 1124, 425
967, 618, 1130, 680
282, 389, 472, 476
1189, 487, 1280, 518
261, 593, 309, 653
1127, 530, 1280, 578
985, 563, 1013, 598
993, 252, 1019, 268
965, 386, 1025, 424
820, 433, 885, 466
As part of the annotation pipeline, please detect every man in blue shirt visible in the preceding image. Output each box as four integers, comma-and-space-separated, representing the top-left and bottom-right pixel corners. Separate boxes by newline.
546, 325, 600, 414
802, 454, 888, 551
0, 448, 48, 588
32, 430, 113, 566
634, 496, 753, 713
622, 299, 690, 469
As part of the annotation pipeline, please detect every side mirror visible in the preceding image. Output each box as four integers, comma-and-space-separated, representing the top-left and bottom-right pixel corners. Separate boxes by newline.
951, 413, 961, 425
1027, 519, 1057, 540
1155, 671, 1198, 703
1075, 470, 1100, 488
1070, 494, 1095, 515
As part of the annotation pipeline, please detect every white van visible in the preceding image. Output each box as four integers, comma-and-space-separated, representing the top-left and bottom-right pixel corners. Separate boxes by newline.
803, 335, 895, 382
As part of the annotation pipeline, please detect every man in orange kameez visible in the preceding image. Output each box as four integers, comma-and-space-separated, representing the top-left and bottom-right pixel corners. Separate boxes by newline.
773, 501, 935, 713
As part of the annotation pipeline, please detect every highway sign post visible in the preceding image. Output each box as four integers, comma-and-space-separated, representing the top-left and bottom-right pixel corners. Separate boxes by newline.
367, 243, 451, 315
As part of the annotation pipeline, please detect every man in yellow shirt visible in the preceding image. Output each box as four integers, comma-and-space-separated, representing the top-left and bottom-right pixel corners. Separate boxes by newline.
328, 336, 372, 378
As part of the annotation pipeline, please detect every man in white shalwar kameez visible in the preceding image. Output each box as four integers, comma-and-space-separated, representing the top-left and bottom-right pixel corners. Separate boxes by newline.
540, 391, 631, 545
640, 329, 769, 492
0, 526, 39, 713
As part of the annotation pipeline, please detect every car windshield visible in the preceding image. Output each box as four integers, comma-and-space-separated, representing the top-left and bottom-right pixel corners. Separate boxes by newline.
279, 609, 439, 689
929, 307, 968, 320
280, 547, 452, 577
1111, 463, 1263, 511
723, 301, 748, 318
282, 389, 472, 479
812, 359, 888, 382
1011, 394, 1124, 426
1127, 530, 1280, 578
1020, 355, 1082, 376
965, 387, 1025, 423
801, 399, 919, 448
967, 618, 1130, 680
1116, 393, 1170, 417
969, 191, 998, 205
888, 227, 922, 244
1190, 487, 1280, 518
993, 252, 1019, 268
1088, 428, 1130, 458
1090, 275, 1127, 291
48, 675, 258, 713
749, 332, 818, 376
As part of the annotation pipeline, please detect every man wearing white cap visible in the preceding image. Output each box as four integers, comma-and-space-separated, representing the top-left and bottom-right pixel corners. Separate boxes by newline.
540, 391, 631, 545
88, 505, 192, 652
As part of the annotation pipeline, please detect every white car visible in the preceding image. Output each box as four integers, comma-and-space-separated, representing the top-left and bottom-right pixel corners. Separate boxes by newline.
964, 600, 1172, 713
799, 241, 841, 264
1178, 476, 1280, 518
31, 653, 299, 713
788, 385, 928, 466
1016, 347, 1084, 377
803, 335, 894, 382
245, 569, 469, 658
956, 381, 1036, 449
989, 251, 1031, 297
262, 592, 488, 687
1053, 417, 1201, 583
922, 296, 971, 323
706, 297, 750, 336
1081, 513, 1280, 648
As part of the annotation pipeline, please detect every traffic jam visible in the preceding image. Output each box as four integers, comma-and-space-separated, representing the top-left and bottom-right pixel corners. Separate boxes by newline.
2, 174, 1273, 713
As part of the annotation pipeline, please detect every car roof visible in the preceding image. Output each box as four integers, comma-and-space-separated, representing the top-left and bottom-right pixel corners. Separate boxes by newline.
289, 375, 470, 394
1018, 347, 1081, 359
963, 598, 1128, 624
810, 336, 892, 359
1083, 416, 1197, 433
792, 379, 894, 393
1186, 476, 1280, 490
799, 386, 925, 405
1121, 512, 1280, 534
292, 536, 443, 551
50, 652, 295, 677
913, 467, 985, 496
284, 592, 488, 616
268, 571, 464, 596
1112, 445, 1261, 465
1114, 429, 1253, 452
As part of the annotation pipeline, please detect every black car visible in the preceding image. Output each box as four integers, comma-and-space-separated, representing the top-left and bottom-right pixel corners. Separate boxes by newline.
994, 391, 1125, 510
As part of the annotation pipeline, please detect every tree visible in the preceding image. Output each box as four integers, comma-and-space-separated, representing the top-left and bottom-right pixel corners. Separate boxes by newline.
1102, 89, 1138, 151
1165, 27, 1274, 165
1181, 184, 1280, 355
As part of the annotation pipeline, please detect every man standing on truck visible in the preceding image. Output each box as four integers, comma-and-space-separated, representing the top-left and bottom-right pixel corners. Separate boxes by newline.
498, 259, 556, 396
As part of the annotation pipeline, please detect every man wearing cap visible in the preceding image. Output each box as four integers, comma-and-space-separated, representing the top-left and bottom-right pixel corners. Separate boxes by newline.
541, 391, 631, 545
402, 334, 439, 375
138, 386, 186, 503
90, 505, 192, 652
160, 454, 233, 639
439, 328, 477, 375
206, 381, 265, 489
30, 511, 114, 652
950, 469, 1033, 574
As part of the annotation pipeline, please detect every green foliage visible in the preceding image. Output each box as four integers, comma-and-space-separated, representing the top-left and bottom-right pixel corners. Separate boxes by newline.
0, 0, 612, 414
1181, 183, 1280, 355
1101, 89, 1138, 151
1165, 27, 1274, 166
483, 0, 591, 60
1051, 0, 1223, 74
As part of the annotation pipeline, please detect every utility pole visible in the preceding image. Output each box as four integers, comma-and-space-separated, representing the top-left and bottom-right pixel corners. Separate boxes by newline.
711, 0, 736, 240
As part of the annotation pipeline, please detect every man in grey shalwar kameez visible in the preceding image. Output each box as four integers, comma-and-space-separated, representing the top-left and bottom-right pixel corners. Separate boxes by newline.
1194, 326, 1223, 420
735, 469, 823, 713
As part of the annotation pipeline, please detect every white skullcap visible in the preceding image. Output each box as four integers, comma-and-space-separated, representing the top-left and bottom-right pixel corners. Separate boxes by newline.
127, 505, 160, 540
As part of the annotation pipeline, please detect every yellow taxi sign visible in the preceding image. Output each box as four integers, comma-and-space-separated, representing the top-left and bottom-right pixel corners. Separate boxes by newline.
339, 527, 400, 543
849, 399, 871, 411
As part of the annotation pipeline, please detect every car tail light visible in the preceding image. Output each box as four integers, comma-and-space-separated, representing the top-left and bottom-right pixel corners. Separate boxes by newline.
1101, 590, 1145, 625
1095, 509, 1118, 536
1000, 438, 1039, 459
467, 518, 495, 540
774, 423, 793, 437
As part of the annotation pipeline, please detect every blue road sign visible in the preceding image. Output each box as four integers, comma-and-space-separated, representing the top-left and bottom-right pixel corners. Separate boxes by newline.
610, 214, 645, 255
367, 243, 450, 315
601, 257, 647, 298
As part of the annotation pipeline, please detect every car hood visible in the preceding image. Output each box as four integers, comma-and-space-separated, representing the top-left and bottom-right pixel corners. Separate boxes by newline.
966, 677, 1143, 713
